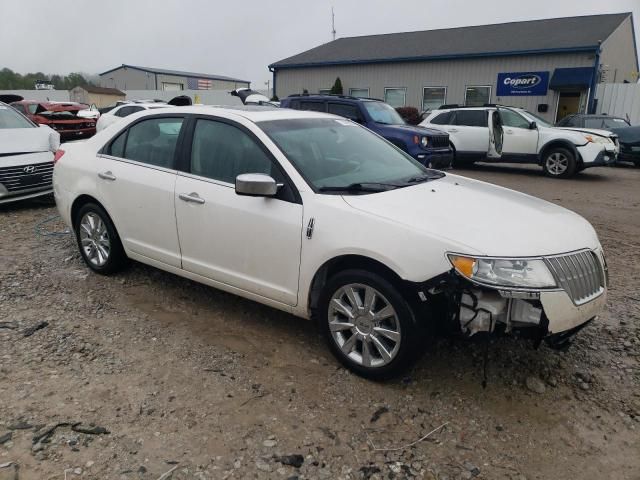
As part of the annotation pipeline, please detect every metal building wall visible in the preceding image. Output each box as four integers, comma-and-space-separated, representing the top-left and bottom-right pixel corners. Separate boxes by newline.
100, 68, 149, 90
599, 15, 639, 84
275, 52, 595, 122
595, 83, 640, 124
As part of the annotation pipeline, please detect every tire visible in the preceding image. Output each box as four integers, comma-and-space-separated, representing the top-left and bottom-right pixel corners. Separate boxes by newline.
318, 269, 423, 380
74, 202, 127, 274
542, 147, 577, 178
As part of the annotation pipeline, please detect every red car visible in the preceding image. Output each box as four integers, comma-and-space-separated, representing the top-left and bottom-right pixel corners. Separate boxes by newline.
10, 101, 97, 141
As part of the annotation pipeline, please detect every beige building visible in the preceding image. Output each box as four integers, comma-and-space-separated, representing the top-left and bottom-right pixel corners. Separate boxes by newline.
98, 64, 250, 92
69, 85, 125, 108
270, 13, 639, 123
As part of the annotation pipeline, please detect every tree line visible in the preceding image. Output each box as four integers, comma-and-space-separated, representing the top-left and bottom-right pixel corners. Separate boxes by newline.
0, 68, 96, 90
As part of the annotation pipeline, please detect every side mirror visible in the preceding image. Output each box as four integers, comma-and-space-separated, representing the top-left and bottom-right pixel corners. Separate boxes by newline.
529, 121, 537, 130
235, 173, 278, 197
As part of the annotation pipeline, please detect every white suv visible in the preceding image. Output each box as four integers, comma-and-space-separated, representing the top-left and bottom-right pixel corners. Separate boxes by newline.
421, 106, 618, 178
53, 106, 607, 379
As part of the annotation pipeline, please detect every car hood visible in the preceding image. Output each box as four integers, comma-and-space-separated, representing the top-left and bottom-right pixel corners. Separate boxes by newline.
375, 123, 447, 137
342, 174, 599, 257
0, 125, 59, 155
557, 127, 617, 139
609, 125, 640, 144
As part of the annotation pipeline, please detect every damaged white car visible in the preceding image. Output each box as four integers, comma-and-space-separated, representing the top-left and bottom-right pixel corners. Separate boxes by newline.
53, 107, 607, 379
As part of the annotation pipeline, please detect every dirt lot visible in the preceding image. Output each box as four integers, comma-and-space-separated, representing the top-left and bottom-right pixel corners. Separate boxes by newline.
1, 164, 639, 480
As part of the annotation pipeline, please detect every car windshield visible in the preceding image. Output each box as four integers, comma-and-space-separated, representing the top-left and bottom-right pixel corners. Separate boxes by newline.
518, 110, 552, 128
0, 105, 34, 129
362, 102, 405, 125
584, 117, 630, 129
259, 118, 443, 194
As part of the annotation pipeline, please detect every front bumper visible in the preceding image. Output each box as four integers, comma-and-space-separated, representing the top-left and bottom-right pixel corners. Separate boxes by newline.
577, 142, 617, 168
59, 128, 96, 141
414, 148, 453, 169
0, 186, 53, 205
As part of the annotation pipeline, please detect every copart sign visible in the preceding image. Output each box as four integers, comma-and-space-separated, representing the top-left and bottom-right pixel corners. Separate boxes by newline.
496, 71, 549, 96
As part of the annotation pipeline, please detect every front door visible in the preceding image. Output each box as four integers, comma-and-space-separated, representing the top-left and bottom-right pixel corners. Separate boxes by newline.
499, 108, 539, 158
175, 117, 303, 306
97, 116, 185, 267
556, 92, 582, 122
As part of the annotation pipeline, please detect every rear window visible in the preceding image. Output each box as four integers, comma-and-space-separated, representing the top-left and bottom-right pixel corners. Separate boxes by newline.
0, 105, 34, 129
453, 110, 487, 127
430, 112, 452, 125
300, 101, 326, 112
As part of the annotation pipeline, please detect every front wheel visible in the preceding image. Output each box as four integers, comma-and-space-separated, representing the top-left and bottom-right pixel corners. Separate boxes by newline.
318, 269, 423, 380
542, 147, 577, 178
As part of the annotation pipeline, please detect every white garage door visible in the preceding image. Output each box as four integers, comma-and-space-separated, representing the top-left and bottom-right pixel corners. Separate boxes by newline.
162, 82, 183, 91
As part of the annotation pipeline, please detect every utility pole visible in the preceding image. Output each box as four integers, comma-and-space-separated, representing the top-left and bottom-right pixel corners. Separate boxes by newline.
331, 7, 336, 41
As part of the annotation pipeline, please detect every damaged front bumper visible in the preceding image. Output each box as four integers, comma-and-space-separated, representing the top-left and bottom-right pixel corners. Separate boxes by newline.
414, 249, 608, 347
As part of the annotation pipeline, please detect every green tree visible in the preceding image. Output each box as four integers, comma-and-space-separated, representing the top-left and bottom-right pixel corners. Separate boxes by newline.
330, 77, 343, 95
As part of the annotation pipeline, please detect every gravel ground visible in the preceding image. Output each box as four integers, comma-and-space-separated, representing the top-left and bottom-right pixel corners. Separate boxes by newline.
1, 164, 639, 480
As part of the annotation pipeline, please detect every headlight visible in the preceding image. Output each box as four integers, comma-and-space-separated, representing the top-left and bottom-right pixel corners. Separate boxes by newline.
448, 254, 557, 289
420, 136, 429, 148
584, 135, 612, 145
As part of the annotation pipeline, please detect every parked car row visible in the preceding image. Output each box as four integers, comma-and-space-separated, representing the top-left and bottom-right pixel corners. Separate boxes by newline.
51, 105, 608, 378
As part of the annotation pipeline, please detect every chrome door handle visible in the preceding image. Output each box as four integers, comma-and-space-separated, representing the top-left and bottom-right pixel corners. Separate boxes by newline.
98, 171, 116, 181
504, 129, 514, 134
447, 128, 458, 133
179, 192, 205, 204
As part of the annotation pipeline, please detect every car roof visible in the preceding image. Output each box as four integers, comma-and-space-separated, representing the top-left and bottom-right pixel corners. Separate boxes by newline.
285, 94, 382, 103
142, 105, 343, 122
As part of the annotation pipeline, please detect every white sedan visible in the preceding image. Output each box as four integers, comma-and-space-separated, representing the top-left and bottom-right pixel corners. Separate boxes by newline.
53, 106, 607, 379
0, 102, 60, 204
96, 102, 174, 132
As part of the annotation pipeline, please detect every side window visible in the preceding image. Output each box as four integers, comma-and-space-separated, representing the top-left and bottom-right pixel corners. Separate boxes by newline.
429, 112, 452, 125
10, 104, 24, 113
122, 117, 184, 168
190, 119, 284, 184
28, 104, 38, 114
328, 103, 361, 121
300, 101, 326, 112
500, 110, 531, 129
290, 100, 301, 109
454, 110, 488, 127
109, 131, 127, 157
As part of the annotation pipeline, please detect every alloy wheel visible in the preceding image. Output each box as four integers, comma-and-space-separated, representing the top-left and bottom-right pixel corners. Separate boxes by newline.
545, 152, 569, 176
328, 283, 401, 368
79, 212, 111, 267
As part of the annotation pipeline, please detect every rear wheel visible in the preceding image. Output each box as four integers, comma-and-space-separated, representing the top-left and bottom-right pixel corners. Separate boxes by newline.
318, 269, 423, 380
74, 203, 127, 274
542, 147, 577, 178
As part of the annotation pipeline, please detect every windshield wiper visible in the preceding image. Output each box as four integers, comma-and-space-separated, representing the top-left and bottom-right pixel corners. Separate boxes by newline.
318, 182, 400, 193
404, 172, 446, 184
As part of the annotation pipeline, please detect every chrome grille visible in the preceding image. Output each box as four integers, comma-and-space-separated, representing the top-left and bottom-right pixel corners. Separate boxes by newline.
0, 162, 54, 192
545, 250, 604, 305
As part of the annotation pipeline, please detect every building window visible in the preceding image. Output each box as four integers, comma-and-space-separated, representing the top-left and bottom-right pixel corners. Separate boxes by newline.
349, 88, 369, 98
464, 86, 491, 106
318, 89, 332, 95
422, 87, 447, 111
384, 88, 406, 108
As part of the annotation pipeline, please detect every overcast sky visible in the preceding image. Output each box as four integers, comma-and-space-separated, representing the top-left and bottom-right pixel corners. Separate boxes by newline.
2, 0, 639, 87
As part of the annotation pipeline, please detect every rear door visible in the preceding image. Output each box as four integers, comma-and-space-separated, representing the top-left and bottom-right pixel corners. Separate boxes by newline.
488, 110, 503, 159
447, 109, 490, 154
97, 115, 185, 267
